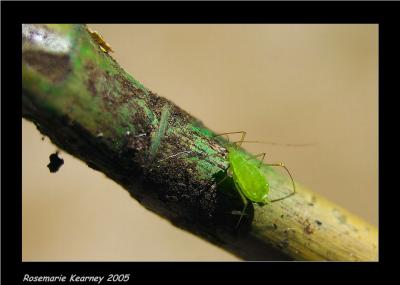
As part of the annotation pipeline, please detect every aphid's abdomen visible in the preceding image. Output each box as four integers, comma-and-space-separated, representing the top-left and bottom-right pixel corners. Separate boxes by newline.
229, 150, 269, 203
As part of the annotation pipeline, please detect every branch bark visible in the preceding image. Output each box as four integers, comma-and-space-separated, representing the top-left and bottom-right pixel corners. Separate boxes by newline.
22, 24, 378, 261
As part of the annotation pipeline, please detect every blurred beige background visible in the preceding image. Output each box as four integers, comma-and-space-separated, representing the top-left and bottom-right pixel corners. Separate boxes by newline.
22, 24, 378, 261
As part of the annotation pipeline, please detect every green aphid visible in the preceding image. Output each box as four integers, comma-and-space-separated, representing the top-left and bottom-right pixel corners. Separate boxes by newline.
217, 131, 296, 228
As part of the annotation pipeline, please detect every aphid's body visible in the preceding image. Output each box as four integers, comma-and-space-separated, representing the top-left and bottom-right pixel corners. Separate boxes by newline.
87, 27, 114, 53
227, 146, 269, 203
216, 131, 296, 228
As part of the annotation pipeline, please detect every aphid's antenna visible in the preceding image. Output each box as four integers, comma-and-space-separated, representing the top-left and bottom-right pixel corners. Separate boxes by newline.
213, 131, 315, 148
266, 162, 296, 202
233, 140, 316, 147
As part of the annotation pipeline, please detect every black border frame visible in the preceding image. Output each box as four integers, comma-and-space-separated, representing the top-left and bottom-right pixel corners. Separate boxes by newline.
2, 0, 395, 283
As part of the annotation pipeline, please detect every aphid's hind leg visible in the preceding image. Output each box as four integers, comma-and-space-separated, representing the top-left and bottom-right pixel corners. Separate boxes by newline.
264, 162, 296, 202
245, 152, 266, 167
215, 165, 231, 186
240, 154, 295, 203
235, 188, 249, 229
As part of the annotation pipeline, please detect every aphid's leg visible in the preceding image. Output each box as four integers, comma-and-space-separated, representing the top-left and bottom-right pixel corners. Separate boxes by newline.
213, 131, 247, 146
235, 188, 249, 229
245, 153, 266, 167
215, 165, 231, 186
231, 210, 248, 216
210, 165, 231, 190
264, 162, 296, 202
